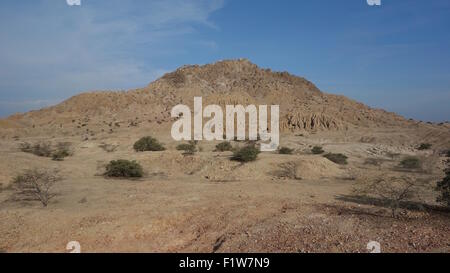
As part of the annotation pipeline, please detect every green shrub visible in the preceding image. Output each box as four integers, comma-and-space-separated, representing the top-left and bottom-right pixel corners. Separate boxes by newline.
52, 149, 70, 161
231, 146, 260, 162
278, 147, 294, 154
311, 146, 324, 154
436, 170, 450, 207
176, 143, 191, 151
417, 143, 432, 150
399, 156, 421, 169
133, 136, 165, 152
215, 141, 233, 152
176, 143, 197, 155
323, 153, 348, 165
104, 160, 143, 178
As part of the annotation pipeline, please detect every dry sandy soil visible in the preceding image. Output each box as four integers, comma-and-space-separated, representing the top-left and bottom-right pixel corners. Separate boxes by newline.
0, 129, 449, 253
0, 60, 449, 253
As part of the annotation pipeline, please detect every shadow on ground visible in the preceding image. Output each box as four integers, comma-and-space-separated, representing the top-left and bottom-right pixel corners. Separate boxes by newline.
335, 194, 450, 214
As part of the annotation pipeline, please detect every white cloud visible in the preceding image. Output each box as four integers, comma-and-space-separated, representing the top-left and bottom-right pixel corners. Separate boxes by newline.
0, 0, 224, 116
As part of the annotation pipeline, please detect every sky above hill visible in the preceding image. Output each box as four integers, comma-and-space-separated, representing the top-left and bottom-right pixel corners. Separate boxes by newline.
0, 0, 449, 121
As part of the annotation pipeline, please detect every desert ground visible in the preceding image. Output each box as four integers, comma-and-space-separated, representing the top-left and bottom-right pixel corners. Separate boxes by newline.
0, 60, 449, 253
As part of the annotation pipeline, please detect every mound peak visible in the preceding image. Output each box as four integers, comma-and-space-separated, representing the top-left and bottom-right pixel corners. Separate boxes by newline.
1, 59, 411, 137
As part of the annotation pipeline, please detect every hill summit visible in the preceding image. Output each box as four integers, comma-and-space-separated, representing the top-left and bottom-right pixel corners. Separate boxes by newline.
1, 59, 408, 137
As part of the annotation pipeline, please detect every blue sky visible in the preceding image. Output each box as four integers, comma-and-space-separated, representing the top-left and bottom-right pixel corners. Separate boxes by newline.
0, 0, 449, 121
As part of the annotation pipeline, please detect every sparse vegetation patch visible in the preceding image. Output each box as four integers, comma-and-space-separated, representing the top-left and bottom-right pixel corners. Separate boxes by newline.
399, 156, 421, 169
323, 153, 348, 165
445, 150, 450, 157
20, 142, 72, 160
311, 146, 324, 154
231, 146, 260, 162
278, 147, 294, 155
215, 141, 233, 152
51, 142, 72, 161
436, 169, 450, 207
176, 142, 197, 155
417, 143, 432, 150
364, 158, 384, 166
20, 142, 52, 157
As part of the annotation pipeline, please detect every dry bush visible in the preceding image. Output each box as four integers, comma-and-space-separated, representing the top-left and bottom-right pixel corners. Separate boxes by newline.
176, 142, 197, 155
353, 176, 421, 218
18, 142, 33, 153
19, 142, 72, 161
311, 146, 324, 154
19, 142, 52, 157
51, 142, 72, 161
231, 145, 260, 162
323, 153, 348, 165
443, 149, 450, 158
271, 162, 300, 180
278, 147, 294, 155
399, 156, 421, 169
417, 143, 432, 150
12, 169, 61, 207
133, 136, 165, 152
364, 158, 384, 166
215, 141, 233, 152
99, 143, 119, 153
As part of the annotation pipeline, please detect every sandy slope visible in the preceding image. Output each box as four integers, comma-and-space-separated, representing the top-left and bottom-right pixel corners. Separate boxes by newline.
0, 60, 449, 252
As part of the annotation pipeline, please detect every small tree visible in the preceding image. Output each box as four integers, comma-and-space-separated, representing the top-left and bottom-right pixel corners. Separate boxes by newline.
278, 147, 294, 155
104, 160, 144, 178
133, 136, 165, 152
354, 176, 420, 218
215, 141, 233, 152
231, 146, 260, 162
311, 146, 324, 154
12, 169, 61, 207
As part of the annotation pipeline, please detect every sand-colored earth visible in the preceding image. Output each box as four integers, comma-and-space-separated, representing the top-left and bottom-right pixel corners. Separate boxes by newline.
0, 60, 449, 252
